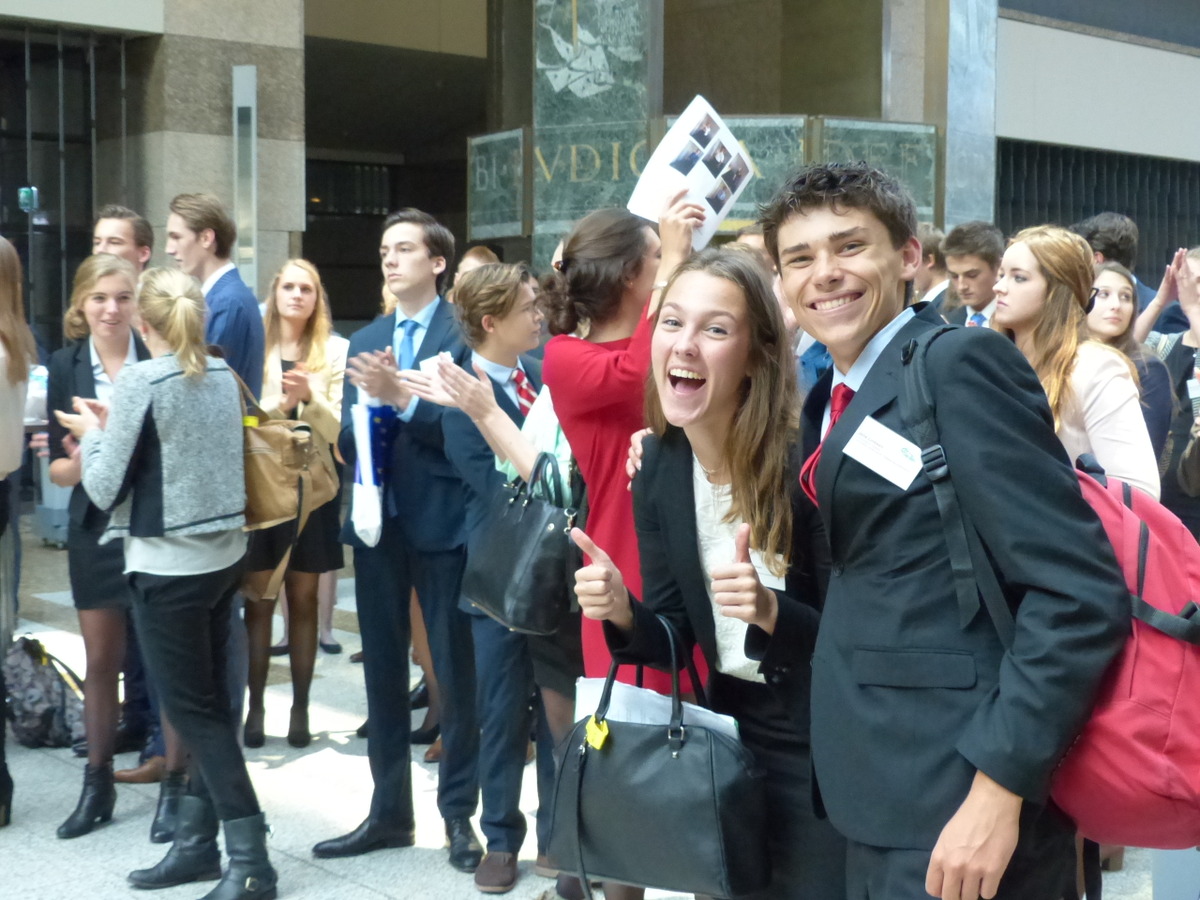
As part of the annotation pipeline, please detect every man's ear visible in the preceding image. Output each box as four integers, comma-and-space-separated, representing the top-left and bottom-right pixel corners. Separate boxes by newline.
199, 228, 217, 252
138, 245, 153, 267
432, 256, 447, 277
900, 236, 923, 281
481, 314, 496, 334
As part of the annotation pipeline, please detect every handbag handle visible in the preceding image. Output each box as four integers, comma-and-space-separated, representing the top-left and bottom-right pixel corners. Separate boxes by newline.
591, 616, 707, 751
528, 451, 565, 508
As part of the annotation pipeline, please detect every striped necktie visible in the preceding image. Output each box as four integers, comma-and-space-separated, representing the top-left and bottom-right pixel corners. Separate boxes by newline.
512, 368, 537, 416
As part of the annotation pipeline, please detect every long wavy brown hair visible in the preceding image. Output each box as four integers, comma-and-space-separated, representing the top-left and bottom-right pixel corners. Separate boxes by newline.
0, 237, 36, 385
1000, 226, 1098, 427
262, 258, 333, 378
646, 248, 798, 575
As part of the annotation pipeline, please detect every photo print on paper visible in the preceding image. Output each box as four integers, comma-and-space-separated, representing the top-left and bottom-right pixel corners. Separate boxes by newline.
721, 155, 750, 193
705, 181, 733, 214
702, 142, 733, 177
689, 114, 719, 148
670, 140, 705, 175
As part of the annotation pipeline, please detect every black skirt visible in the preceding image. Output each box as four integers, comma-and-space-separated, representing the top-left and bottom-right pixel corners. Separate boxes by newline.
528, 610, 584, 698
67, 523, 133, 611
245, 476, 344, 575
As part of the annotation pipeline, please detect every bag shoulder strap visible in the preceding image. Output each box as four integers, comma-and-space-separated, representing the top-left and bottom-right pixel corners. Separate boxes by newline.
228, 369, 267, 421
899, 327, 1015, 648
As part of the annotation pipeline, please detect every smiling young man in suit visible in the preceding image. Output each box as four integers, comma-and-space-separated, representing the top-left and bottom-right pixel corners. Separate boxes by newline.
312, 209, 483, 873
758, 163, 1128, 900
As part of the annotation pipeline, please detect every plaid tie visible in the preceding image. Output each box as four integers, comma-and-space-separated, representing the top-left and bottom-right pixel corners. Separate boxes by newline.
800, 383, 856, 506
512, 368, 537, 416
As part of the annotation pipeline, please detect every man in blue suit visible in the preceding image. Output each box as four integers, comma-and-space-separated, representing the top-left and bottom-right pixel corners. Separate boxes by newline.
165, 192, 266, 397
312, 209, 482, 872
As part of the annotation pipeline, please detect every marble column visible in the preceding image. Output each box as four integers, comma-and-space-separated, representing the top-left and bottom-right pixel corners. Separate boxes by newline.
95, 0, 306, 296
883, 0, 998, 226
531, 0, 663, 265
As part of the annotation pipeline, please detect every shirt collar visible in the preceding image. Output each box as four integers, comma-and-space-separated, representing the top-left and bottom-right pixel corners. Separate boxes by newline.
923, 279, 949, 301
89, 330, 139, 373
470, 350, 518, 384
395, 296, 440, 331
201, 261, 236, 296
831, 306, 917, 394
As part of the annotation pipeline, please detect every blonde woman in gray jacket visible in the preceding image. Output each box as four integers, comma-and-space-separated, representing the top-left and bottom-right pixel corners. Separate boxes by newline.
58, 267, 276, 900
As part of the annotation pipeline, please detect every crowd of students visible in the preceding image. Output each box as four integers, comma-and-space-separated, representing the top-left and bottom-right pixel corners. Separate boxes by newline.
1, 167, 1199, 900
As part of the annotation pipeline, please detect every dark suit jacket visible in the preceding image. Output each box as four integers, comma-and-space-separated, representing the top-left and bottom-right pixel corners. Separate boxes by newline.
605, 426, 829, 729
338, 300, 471, 553
443, 355, 541, 614
802, 303, 1128, 850
205, 267, 265, 398
47, 334, 150, 530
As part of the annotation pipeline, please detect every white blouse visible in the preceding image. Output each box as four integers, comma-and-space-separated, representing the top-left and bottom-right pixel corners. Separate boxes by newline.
692, 456, 785, 683
1057, 342, 1160, 499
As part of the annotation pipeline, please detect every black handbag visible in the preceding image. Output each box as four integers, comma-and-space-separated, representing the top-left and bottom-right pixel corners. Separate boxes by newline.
460, 452, 580, 635
546, 617, 771, 898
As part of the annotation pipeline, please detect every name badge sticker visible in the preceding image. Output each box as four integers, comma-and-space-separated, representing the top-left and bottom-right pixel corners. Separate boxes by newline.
842, 416, 923, 491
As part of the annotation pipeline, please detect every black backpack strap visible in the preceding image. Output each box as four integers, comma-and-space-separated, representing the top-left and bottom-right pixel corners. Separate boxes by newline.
899, 327, 1015, 648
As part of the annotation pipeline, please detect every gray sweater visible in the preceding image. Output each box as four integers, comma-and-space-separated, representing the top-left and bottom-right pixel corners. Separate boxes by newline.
81, 353, 246, 544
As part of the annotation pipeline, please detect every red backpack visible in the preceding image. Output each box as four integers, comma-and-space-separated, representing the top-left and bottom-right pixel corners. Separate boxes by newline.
1051, 471, 1200, 848
902, 326, 1200, 849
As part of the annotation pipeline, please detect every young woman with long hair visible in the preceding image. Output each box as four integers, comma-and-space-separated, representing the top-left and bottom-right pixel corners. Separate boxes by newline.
0, 236, 37, 829
47, 254, 152, 839
242, 259, 348, 749
992, 225, 1159, 497
58, 267, 276, 900
572, 249, 846, 898
1086, 261, 1173, 461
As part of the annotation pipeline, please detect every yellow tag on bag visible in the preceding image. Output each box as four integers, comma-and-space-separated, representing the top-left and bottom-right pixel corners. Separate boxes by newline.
585, 715, 609, 750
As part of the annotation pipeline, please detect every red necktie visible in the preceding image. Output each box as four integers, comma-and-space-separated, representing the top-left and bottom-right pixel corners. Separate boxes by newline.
512, 368, 537, 416
800, 383, 856, 506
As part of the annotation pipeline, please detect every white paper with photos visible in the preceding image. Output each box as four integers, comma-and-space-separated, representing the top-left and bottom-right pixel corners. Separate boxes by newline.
574, 677, 740, 742
627, 95, 755, 251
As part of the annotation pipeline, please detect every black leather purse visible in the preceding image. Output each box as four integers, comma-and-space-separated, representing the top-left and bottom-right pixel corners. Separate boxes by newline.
460, 452, 580, 635
546, 617, 770, 898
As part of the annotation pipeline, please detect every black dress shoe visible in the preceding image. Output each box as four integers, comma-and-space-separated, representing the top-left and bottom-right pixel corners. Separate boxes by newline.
411, 723, 440, 745
444, 816, 483, 872
312, 817, 415, 859
409, 678, 429, 710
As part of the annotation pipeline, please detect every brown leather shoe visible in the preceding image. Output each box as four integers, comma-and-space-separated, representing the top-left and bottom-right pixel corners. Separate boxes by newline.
423, 736, 443, 763
114, 755, 165, 784
474, 851, 517, 893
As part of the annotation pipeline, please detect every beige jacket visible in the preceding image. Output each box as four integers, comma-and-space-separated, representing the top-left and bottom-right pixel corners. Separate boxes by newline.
259, 334, 349, 445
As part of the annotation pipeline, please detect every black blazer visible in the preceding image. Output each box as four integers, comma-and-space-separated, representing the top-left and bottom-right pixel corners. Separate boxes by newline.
47, 334, 150, 530
338, 300, 472, 552
801, 303, 1128, 849
605, 425, 829, 731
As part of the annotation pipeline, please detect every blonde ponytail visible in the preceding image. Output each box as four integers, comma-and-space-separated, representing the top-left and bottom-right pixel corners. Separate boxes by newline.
137, 268, 209, 378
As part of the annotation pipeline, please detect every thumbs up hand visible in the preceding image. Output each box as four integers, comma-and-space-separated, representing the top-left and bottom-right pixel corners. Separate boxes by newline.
711, 523, 778, 634
572, 528, 635, 632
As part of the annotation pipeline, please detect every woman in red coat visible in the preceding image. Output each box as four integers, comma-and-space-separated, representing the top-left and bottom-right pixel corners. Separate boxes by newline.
540, 194, 702, 692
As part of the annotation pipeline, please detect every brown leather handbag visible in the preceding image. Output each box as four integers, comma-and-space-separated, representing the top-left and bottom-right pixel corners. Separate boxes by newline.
235, 375, 338, 597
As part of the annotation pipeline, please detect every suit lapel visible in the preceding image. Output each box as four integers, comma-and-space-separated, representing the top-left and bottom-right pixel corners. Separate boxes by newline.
417, 299, 456, 364
815, 306, 941, 510
491, 377, 523, 427
72, 341, 97, 400
657, 431, 717, 660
